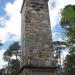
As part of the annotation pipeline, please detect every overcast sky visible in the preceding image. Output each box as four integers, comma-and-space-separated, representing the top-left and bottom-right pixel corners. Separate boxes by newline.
0, 0, 75, 69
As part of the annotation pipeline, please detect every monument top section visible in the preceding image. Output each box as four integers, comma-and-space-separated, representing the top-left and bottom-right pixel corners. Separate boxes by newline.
21, 0, 49, 13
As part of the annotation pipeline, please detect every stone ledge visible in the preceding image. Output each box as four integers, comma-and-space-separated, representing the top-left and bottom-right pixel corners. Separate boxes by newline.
19, 64, 58, 73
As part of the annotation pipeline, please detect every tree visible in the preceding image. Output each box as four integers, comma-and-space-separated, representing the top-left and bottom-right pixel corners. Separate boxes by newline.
6, 41, 20, 59
3, 49, 13, 75
3, 41, 20, 75
9, 59, 20, 75
53, 41, 67, 75
0, 68, 5, 75
3, 41, 20, 61
60, 5, 75, 44
63, 54, 75, 75
63, 45, 75, 75
60, 5, 75, 75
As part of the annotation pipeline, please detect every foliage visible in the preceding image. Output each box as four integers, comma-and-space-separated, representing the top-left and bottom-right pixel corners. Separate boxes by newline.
60, 5, 75, 44
61, 5, 75, 26
53, 41, 67, 59
69, 47, 75, 54
53, 41, 67, 75
9, 59, 20, 75
0, 59, 20, 75
60, 4, 75, 75
8, 42, 20, 52
63, 54, 75, 75
0, 68, 5, 75
3, 41, 20, 61
2, 41, 20, 75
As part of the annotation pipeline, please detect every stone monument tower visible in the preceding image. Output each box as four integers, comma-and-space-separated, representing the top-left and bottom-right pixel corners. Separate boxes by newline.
20, 0, 57, 75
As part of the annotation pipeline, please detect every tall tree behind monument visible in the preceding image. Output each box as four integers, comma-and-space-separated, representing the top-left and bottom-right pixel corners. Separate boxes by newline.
20, 0, 57, 75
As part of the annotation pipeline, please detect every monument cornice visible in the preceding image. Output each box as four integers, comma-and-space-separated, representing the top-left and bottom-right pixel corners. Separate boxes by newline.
19, 64, 58, 73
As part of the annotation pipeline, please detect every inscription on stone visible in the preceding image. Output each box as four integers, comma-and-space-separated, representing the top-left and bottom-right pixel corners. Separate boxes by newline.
31, 2, 44, 11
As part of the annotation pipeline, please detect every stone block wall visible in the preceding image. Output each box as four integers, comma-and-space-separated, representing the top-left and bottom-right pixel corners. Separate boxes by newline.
21, 0, 56, 68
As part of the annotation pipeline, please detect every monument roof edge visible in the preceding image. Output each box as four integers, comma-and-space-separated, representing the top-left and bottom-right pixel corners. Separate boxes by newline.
20, 0, 25, 13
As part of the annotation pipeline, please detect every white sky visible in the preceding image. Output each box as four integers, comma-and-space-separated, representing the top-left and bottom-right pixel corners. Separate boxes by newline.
0, 0, 75, 69
0, 0, 23, 69
49, 0, 75, 40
